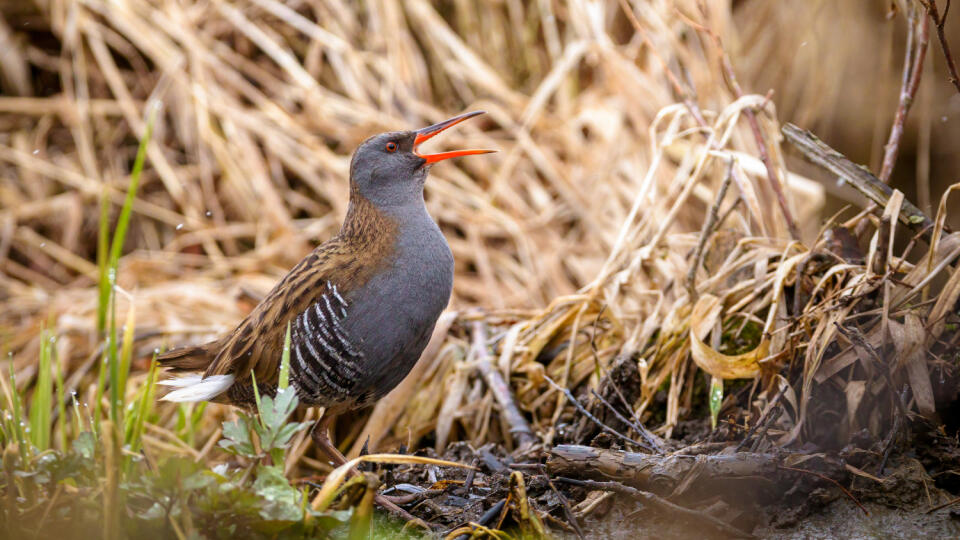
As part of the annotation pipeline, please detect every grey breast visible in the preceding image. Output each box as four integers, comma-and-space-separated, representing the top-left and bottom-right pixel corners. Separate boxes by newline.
340, 205, 454, 403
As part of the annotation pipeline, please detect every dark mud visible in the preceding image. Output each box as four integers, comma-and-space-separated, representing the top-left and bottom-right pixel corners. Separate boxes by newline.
376, 415, 960, 539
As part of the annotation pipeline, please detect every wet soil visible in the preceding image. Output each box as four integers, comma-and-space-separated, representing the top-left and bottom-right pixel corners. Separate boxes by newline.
377, 415, 960, 539
758, 499, 960, 540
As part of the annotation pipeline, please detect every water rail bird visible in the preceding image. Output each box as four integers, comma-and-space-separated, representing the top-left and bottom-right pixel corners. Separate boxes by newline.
157, 111, 494, 515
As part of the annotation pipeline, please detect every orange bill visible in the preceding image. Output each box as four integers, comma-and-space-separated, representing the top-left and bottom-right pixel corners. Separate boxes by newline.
414, 111, 495, 164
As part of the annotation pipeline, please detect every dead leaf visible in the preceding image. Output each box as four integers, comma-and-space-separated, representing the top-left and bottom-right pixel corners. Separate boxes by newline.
888, 314, 936, 418
689, 294, 766, 379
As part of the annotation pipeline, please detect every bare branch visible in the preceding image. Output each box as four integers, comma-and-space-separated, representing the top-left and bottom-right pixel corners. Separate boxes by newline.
922, 0, 960, 94
880, 5, 931, 183
781, 123, 939, 240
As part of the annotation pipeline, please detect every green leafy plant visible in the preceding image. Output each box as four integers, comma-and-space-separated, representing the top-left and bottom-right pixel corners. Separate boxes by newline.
124, 356, 158, 462
219, 387, 312, 466
220, 324, 312, 465
210, 323, 344, 535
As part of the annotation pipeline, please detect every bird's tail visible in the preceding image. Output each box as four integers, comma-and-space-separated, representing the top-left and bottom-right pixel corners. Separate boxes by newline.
156, 343, 234, 402
156, 344, 216, 372
157, 373, 235, 402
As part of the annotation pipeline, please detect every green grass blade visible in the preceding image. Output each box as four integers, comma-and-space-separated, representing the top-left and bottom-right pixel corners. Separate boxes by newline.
93, 343, 108, 436
108, 288, 120, 424
6, 363, 28, 456
125, 356, 158, 454
54, 336, 67, 451
71, 388, 84, 436
105, 106, 156, 284
251, 370, 263, 418
189, 401, 207, 436
0, 413, 10, 448
96, 188, 110, 334
28, 328, 52, 450
278, 321, 291, 391
115, 300, 137, 423
175, 402, 206, 446
97, 105, 157, 426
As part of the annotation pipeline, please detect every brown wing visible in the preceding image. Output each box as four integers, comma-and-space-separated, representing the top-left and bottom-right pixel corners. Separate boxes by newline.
203, 199, 398, 392
162, 194, 399, 404
204, 246, 336, 388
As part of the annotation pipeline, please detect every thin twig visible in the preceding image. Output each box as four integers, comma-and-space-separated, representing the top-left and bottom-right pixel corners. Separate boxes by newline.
383, 489, 444, 505
921, 0, 960, 94
586, 326, 665, 453
877, 385, 910, 475
926, 495, 960, 514
735, 384, 785, 452
686, 157, 736, 300
833, 322, 883, 364
540, 467, 585, 540
778, 465, 869, 516
742, 109, 799, 240
616, 0, 708, 126
450, 499, 508, 540
589, 389, 664, 454
715, 196, 743, 233
748, 403, 781, 454
544, 375, 656, 452
880, 5, 930, 183
554, 477, 754, 539
461, 457, 479, 494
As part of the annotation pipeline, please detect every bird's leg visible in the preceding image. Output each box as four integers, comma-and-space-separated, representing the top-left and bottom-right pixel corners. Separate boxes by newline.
310, 413, 348, 467
310, 411, 419, 523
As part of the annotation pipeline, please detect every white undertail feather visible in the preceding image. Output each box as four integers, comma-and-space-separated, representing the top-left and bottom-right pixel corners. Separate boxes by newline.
158, 374, 235, 402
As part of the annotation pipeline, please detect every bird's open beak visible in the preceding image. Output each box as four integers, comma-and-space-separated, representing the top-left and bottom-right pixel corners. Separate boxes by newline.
414, 111, 495, 164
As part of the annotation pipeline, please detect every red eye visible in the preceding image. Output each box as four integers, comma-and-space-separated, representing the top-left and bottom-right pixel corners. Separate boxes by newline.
385, 141, 398, 152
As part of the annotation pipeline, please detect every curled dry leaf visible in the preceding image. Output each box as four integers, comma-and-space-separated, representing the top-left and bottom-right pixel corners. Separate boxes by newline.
689, 294, 766, 379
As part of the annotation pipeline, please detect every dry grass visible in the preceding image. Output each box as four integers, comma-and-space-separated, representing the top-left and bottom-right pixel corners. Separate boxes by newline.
1, 0, 958, 482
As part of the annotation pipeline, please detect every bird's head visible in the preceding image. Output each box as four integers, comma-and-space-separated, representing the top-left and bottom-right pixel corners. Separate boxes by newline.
348, 111, 494, 209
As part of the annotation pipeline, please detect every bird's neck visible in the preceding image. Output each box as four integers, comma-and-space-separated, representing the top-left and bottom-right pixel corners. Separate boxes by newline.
340, 192, 432, 241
